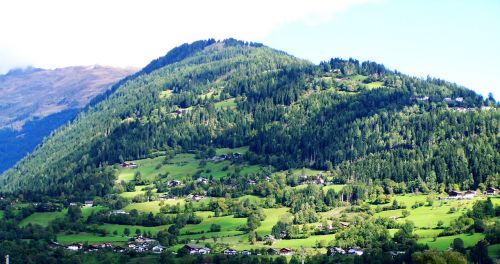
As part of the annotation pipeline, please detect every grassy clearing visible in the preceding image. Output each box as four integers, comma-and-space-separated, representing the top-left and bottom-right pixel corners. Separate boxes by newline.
365, 81, 384, 89
274, 168, 325, 177
488, 244, 500, 259
82, 206, 107, 220
57, 233, 129, 245
323, 185, 345, 193
117, 148, 261, 182
124, 199, 186, 213
180, 215, 246, 234
418, 233, 485, 251
159, 90, 173, 99
274, 234, 334, 249
414, 229, 443, 239
255, 208, 291, 235
19, 210, 67, 227
374, 195, 476, 228
100, 224, 170, 235
214, 98, 237, 109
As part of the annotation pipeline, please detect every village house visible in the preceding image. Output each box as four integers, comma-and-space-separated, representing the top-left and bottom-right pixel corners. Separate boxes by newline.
443, 97, 453, 102
463, 190, 476, 199
183, 244, 211, 255
348, 247, 364, 256
84, 200, 94, 207
455, 97, 464, 102
197, 177, 209, 184
113, 246, 126, 253
241, 250, 252, 255
168, 180, 183, 187
152, 245, 166, 253
121, 161, 138, 169
248, 179, 257, 185
66, 243, 83, 251
329, 247, 346, 255
279, 248, 293, 256
223, 248, 238, 255
315, 177, 325, 185
340, 221, 350, 228
486, 187, 498, 196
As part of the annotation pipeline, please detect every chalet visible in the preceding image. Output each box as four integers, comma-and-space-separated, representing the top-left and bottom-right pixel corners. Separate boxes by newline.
444, 97, 453, 102
448, 191, 463, 199
183, 244, 211, 255
265, 176, 272, 181
486, 187, 498, 196
315, 177, 325, 185
279, 248, 293, 256
152, 245, 166, 253
121, 161, 138, 169
455, 97, 464, 102
241, 250, 252, 255
191, 195, 203, 201
248, 179, 257, 185
223, 248, 238, 255
463, 190, 476, 199
329, 247, 346, 255
66, 243, 83, 251
197, 177, 209, 184
348, 247, 364, 256
84, 200, 94, 207
168, 180, 183, 187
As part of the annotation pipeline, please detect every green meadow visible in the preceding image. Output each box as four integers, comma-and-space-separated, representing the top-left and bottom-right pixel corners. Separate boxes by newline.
57, 232, 129, 245
19, 210, 67, 227
418, 233, 486, 251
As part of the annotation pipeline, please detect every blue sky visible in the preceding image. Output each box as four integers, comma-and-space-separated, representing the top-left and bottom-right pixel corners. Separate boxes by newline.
261, 0, 500, 99
1, 0, 498, 98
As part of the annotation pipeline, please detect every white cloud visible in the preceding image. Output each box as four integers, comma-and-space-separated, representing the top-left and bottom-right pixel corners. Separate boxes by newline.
0, 0, 377, 72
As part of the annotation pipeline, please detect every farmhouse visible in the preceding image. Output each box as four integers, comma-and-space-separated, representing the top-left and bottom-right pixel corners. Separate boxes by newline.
485, 187, 498, 196
448, 191, 463, 199
66, 243, 83, 251
197, 177, 209, 184
241, 250, 252, 255
152, 245, 166, 253
463, 190, 476, 199
183, 244, 211, 255
168, 180, 183, 187
348, 247, 364, 256
223, 248, 238, 255
329, 247, 346, 255
279, 248, 293, 256
266, 248, 278, 255
84, 200, 94, 207
121, 161, 138, 169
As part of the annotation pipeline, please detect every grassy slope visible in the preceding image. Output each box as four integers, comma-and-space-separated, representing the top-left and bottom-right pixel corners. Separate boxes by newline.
19, 210, 67, 227
418, 233, 485, 251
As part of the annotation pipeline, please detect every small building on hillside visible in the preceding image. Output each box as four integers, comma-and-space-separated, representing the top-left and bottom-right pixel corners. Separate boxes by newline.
223, 248, 238, 255
448, 191, 463, 199
486, 187, 498, 196
329, 247, 346, 255
168, 180, 183, 187
66, 243, 83, 251
121, 161, 138, 169
279, 248, 293, 256
266, 248, 278, 255
152, 245, 165, 253
348, 247, 364, 256
463, 190, 476, 199
241, 250, 252, 255
183, 244, 211, 255
84, 200, 94, 207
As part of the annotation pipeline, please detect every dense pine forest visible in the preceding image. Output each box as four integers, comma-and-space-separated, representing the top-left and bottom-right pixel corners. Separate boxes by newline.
1, 39, 497, 200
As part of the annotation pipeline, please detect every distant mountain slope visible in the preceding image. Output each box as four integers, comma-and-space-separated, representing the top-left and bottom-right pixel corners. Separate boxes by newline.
0, 39, 498, 199
0, 65, 136, 130
0, 66, 136, 173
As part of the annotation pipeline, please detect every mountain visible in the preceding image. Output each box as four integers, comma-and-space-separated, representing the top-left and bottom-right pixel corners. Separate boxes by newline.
0, 65, 136, 173
0, 39, 498, 200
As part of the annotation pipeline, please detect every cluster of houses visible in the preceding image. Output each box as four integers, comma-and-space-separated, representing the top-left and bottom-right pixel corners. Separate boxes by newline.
329, 247, 364, 256
446, 188, 497, 199
121, 161, 138, 169
208, 153, 242, 162
63, 236, 165, 254
186, 193, 205, 201
182, 245, 292, 256
412, 96, 464, 103
299, 175, 326, 185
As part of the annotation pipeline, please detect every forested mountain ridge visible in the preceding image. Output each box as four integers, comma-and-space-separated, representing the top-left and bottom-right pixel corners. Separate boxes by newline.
0, 39, 498, 200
